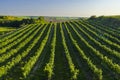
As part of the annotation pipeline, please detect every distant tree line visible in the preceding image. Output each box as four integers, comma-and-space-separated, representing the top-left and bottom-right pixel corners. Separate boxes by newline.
0, 16, 47, 28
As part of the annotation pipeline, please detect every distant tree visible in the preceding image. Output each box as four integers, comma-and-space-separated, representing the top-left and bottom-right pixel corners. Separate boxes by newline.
89, 15, 97, 20
0, 16, 48, 28
0, 16, 4, 19
38, 16, 44, 20
34, 16, 46, 23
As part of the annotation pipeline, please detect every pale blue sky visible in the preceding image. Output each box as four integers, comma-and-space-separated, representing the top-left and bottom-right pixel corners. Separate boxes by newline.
0, 0, 120, 17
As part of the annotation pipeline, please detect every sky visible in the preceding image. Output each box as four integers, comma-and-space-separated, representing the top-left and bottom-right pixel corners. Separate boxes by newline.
0, 0, 120, 17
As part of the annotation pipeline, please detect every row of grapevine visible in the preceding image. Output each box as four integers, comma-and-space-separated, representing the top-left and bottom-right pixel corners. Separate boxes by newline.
88, 20, 120, 34
69, 21, 120, 78
79, 20, 120, 50
75, 21, 120, 61
21, 23, 52, 78
60, 23, 79, 80
0, 24, 40, 54
0, 20, 120, 80
0, 25, 43, 64
0, 24, 31, 42
44, 23, 56, 79
85, 22, 120, 39
64, 22, 103, 80
0, 24, 45, 78
0, 24, 38, 48
82, 21, 120, 45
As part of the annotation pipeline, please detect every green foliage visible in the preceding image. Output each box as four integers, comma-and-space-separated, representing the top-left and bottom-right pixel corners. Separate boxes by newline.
66, 22, 103, 80
60, 23, 79, 80
44, 23, 56, 80
0, 16, 48, 28
88, 15, 120, 27
21, 23, 52, 78
1, 19, 120, 80
0, 27, 16, 35
89, 15, 97, 20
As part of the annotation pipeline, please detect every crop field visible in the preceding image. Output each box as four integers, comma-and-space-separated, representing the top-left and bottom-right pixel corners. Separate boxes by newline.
0, 27, 16, 35
0, 20, 120, 80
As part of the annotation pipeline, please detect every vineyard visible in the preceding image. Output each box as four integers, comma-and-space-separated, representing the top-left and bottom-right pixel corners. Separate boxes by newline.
0, 20, 120, 80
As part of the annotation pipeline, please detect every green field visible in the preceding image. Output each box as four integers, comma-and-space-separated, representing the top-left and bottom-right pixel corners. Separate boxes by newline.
0, 19, 120, 80
0, 27, 16, 35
